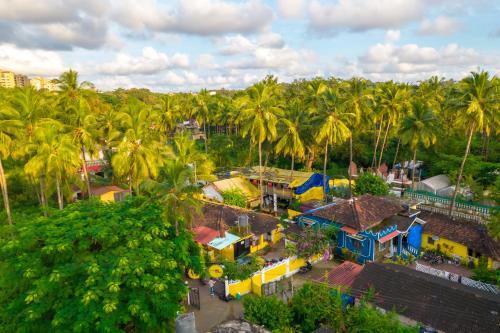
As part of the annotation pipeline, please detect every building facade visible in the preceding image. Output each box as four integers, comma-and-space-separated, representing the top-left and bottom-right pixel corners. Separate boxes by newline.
0, 70, 15, 88
14, 74, 30, 87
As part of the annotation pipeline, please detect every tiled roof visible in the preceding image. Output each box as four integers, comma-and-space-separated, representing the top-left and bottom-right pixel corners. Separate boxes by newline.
192, 226, 220, 245
420, 211, 499, 259
194, 203, 280, 235
307, 194, 403, 231
90, 185, 129, 196
315, 261, 363, 288
351, 263, 500, 333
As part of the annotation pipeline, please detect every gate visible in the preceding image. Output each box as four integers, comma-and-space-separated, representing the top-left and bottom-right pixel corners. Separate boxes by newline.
188, 288, 200, 310
262, 281, 278, 296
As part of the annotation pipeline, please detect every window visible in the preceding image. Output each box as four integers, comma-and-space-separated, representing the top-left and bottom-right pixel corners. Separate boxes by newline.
351, 239, 362, 250
379, 241, 387, 251
427, 236, 434, 245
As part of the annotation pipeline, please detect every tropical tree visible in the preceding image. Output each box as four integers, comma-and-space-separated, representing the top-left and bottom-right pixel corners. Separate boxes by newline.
449, 71, 499, 215
172, 131, 215, 182
341, 78, 372, 195
304, 79, 328, 170
56, 69, 94, 101
275, 99, 307, 178
316, 88, 354, 200
375, 82, 410, 169
155, 94, 179, 138
112, 100, 163, 194
0, 101, 22, 224
237, 81, 282, 206
143, 160, 201, 235
400, 100, 438, 189
193, 89, 211, 153
24, 124, 81, 209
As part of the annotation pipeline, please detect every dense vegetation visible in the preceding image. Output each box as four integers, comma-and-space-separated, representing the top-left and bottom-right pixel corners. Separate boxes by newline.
0, 70, 498, 226
244, 283, 418, 332
0, 197, 203, 332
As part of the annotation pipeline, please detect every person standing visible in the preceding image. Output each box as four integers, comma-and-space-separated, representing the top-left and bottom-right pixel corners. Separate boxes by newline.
208, 279, 215, 296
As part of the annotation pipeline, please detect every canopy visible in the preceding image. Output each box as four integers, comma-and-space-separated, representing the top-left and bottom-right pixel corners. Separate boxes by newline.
207, 232, 240, 250
378, 230, 400, 243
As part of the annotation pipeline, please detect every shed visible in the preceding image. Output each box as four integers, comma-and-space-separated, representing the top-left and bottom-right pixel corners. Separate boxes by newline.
417, 174, 451, 194
90, 185, 130, 202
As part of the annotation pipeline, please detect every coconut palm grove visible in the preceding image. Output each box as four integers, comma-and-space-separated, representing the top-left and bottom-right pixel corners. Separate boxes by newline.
0, 69, 498, 332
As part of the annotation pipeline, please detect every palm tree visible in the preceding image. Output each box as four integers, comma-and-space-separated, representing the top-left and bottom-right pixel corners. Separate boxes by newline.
172, 131, 215, 183
275, 99, 307, 179
375, 82, 410, 170
400, 100, 438, 189
193, 89, 210, 153
316, 88, 354, 200
111, 100, 162, 194
237, 81, 282, 206
25, 124, 81, 210
449, 71, 499, 216
304, 79, 328, 170
56, 69, 94, 101
155, 94, 179, 139
143, 160, 201, 235
341, 78, 372, 195
0, 99, 22, 224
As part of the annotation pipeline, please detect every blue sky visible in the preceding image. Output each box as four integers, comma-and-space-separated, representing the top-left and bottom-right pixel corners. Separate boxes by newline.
1, 0, 499, 91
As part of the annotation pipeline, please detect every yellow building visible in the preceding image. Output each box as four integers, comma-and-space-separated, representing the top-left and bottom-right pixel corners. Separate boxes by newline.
90, 185, 130, 202
420, 212, 498, 268
14, 74, 30, 87
193, 203, 282, 261
0, 70, 15, 88
30, 77, 58, 91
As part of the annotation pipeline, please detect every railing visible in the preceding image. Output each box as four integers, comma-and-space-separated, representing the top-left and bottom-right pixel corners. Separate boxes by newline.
415, 262, 498, 294
418, 204, 485, 223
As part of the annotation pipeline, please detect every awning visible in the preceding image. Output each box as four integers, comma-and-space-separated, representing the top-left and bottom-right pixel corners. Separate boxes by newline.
341, 226, 358, 235
378, 230, 400, 243
207, 232, 240, 250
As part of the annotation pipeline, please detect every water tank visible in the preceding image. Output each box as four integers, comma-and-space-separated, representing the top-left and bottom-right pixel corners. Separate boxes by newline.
238, 214, 249, 227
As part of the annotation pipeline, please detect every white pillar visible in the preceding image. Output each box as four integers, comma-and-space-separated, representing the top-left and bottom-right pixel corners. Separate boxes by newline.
224, 276, 229, 297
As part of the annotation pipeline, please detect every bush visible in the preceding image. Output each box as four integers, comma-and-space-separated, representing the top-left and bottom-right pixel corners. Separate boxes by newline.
353, 173, 389, 196
221, 256, 261, 280
243, 295, 292, 331
221, 189, 247, 208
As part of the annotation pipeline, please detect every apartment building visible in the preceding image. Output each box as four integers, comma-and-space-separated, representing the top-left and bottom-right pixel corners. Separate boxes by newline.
0, 70, 15, 88
14, 74, 30, 87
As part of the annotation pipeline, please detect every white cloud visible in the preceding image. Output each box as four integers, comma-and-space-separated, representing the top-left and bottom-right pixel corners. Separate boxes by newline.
384, 30, 401, 43
113, 0, 273, 36
419, 16, 461, 36
97, 47, 189, 75
276, 0, 305, 19
0, 43, 65, 76
354, 42, 496, 81
308, 0, 424, 32
257, 32, 285, 49
196, 53, 218, 70
216, 35, 256, 55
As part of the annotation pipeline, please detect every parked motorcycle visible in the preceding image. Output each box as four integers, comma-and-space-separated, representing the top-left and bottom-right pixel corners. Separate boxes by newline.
299, 261, 312, 274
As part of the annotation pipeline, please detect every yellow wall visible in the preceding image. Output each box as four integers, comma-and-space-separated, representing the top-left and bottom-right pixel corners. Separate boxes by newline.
228, 278, 252, 296
99, 191, 117, 202
289, 257, 306, 272
248, 228, 281, 254
251, 274, 262, 296
220, 245, 234, 261
288, 209, 302, 218
263, 263, 287, 283
422, 232, 492, 268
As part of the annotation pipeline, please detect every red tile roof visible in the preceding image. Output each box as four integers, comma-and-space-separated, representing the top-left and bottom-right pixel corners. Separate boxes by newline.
192, 226, 220, 245
308, 194, 403, 230
315, 261, 363, 288
378, 230, 400, 243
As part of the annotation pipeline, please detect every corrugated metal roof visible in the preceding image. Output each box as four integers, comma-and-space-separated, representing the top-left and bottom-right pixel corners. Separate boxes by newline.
208, 232, 240, 250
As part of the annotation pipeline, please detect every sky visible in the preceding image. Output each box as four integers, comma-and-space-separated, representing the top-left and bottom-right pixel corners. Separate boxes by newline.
1, 0, 499, 92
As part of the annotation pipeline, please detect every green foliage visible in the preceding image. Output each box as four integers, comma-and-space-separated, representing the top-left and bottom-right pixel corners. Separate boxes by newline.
353, 173, 390, 196
0, 197, 204, 332
220, 256, 261, 281
221, 189, 247, 208
472, 256, 500, 287
243, 283, 419, 333
487, 210, 500, 241
295, 227, 332, 259
243, 295, 292, 330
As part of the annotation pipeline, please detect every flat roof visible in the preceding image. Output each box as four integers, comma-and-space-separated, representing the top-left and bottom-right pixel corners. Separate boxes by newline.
207, 232, 240, 250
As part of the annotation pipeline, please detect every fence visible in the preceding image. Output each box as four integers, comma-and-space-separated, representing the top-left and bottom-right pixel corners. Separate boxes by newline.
415, 262, 498, 294
225, 254, 322, 297
405, 190, 498, 217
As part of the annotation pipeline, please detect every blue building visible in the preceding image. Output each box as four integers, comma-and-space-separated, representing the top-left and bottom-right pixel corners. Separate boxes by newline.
296, 195, 425, 263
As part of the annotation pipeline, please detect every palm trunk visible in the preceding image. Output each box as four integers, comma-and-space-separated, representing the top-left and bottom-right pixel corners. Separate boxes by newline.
323, 141, 329, 202
0, 158, 13, 225
258, 141, 264, 207
56, 176, 63, 210
305, 147, 316, 171
411, 149, 417, 191
40, 176, 47, 217
449, 125, 474, 216
290, 155, 295, 180
81, 147, 92, 198
203, 121, 208, 154
392, 138, 401, 169
348, 134, 353, 198
377, 119, 391, 169
371, 115, 384, 168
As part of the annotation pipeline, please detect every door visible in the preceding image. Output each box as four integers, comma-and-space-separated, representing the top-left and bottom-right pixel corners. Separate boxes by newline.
234, 238, 250, 258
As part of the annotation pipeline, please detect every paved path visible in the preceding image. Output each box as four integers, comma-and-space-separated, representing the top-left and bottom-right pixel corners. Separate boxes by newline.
187, 280, 243, 332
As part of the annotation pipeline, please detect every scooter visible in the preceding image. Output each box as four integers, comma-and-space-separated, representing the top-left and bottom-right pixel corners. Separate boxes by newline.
299, 261, 312, 274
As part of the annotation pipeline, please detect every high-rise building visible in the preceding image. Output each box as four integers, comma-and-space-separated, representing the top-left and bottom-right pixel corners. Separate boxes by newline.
0, 70, 15, 88
30, 77, 59, 91
14, 74, 30, 87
